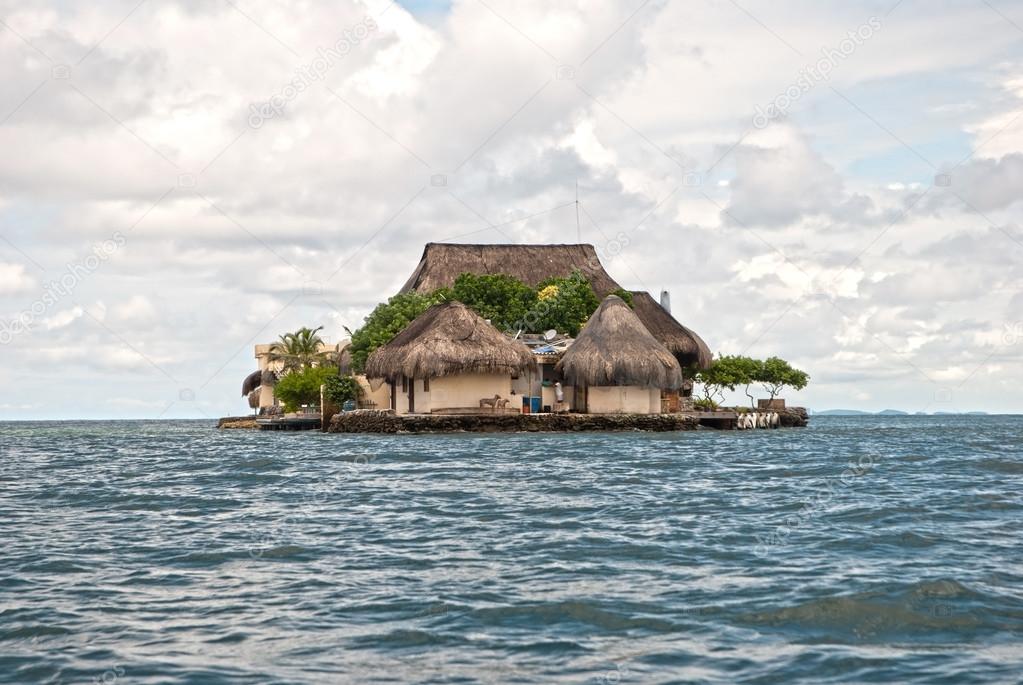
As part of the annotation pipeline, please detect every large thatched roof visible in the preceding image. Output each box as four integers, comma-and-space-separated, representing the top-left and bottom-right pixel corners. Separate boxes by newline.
631, 291, 713, 369
399, 243, 623, 297
365, 301, 534, 381
556, 295, 683, 389
241, 370, 262, 397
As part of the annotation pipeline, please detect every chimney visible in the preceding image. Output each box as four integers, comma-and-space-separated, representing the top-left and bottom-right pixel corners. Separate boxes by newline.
660, 289, 671, 313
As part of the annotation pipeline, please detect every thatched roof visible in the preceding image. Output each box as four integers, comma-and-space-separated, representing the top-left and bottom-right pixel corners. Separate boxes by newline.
247, 390, 260, 409
241, 370, 262, 397
630, 291, 712, 369
399, 243, 623, 297
556, 295, 683, 389
364, 300, 534, 381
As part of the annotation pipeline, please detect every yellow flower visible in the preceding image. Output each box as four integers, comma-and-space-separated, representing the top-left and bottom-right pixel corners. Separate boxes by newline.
538, 285, 559, 301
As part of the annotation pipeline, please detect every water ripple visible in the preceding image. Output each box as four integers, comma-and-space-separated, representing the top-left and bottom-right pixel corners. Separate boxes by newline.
1, 416, 1022, 683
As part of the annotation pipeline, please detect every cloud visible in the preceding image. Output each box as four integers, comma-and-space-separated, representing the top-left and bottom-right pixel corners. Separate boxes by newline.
0, 262, 35, 294
1, 0, 1022, 417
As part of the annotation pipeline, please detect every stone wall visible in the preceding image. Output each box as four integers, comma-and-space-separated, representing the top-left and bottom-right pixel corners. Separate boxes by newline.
327, 411, 699, 434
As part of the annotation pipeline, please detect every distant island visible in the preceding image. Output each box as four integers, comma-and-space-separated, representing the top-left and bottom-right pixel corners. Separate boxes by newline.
814, 409, 990, 416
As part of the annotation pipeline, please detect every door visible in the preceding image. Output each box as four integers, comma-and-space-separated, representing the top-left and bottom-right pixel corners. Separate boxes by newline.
408, 376, 415, 413
574, 384, 587, 413
389, 381, 396, 412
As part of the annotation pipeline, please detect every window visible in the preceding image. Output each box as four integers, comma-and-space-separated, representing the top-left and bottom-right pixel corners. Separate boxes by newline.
423, 377, 430, 392
401, 376, 408, 393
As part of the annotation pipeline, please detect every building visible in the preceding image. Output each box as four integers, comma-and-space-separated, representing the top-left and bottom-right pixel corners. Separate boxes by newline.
364, 300, 534, 415
400, 242, 711, 410
556, 295, 683, 414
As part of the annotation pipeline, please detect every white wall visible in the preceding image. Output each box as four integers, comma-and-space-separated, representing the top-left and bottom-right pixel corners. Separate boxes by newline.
390, 373, 515, 414
587, 386, 662, 414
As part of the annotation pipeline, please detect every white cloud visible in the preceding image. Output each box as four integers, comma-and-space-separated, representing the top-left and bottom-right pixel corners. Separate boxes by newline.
0, 0, 1021, 416
0, 262, 35, 295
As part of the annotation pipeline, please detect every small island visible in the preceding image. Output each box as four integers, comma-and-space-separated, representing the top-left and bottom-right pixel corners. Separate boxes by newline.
223, 243, 809, 433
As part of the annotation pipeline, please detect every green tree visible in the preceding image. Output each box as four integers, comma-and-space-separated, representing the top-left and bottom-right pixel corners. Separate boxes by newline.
757, 356, 809, 401
273, 365, 338, 412
451, 273, 537, 331
347, 289, 452, 371
269, 326, 334, 372
695, 355, 749, 405
533, 271, 601, 336
729, 356, 765, 408
323, 374, 361, 407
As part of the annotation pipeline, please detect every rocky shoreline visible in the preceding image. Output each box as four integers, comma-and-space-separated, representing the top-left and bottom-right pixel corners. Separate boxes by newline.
218, 407, 809, 432
217, 416, 259, 429
327, 410, 700, 434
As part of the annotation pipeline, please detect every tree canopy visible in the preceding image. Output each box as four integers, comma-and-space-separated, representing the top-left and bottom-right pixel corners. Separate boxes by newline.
269, 326, 334, 371
695, 355, 809, 406
347, 271, 608, 370
273, 365, 338, 412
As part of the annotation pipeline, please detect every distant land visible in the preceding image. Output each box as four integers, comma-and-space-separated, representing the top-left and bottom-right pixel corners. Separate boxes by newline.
813, 409, 991, 416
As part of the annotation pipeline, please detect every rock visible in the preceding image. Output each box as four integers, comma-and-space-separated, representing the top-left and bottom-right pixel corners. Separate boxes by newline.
778, 407, 809, 428
326, 411, 699, 434
218, 416, 259, 429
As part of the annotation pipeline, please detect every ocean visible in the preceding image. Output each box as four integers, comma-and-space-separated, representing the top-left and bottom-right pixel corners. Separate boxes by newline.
2, 416, 1022, 684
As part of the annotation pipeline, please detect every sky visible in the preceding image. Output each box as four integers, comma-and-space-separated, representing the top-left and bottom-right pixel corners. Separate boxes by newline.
1, 0, 1022, 419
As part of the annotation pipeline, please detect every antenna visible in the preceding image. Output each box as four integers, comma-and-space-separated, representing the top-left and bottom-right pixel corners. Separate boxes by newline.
575, 181, 581, 242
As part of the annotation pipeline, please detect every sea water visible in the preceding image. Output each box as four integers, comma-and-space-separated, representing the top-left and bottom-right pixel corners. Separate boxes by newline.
2, 416, 1022, 684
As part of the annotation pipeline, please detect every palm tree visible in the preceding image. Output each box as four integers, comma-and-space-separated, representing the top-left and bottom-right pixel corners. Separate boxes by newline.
269, 326, 336, 372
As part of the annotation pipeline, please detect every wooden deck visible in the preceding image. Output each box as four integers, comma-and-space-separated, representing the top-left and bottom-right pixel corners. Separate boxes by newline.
256, 416, 322, 431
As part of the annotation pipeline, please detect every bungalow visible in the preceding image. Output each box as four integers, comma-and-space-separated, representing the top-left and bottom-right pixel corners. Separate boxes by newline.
556, 295, 683, 414
399, 242, 711, 411
364, 300, 534, 415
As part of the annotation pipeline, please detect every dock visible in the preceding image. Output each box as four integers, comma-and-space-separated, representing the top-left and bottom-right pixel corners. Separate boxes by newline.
256, 416, 322, 431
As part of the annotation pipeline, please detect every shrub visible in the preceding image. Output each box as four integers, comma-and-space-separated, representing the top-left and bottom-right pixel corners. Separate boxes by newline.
274, 365, 338, 412
323, 374, 361, 407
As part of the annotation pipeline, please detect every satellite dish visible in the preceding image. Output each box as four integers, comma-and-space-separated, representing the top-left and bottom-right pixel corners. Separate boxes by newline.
543, 329, 557, 341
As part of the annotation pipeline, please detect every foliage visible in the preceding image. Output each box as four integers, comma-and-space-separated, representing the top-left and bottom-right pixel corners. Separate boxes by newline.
269, 326, 334, 371
695, 355, 809, 405
693, 397, 718, 410
451, 273, 536, 332
273, 365, 338, 412
323, 374, 361, 407
729, 356, 765, 408
347, 271, 608, 367
537, 284, 559, 301
694, 355, 749, 404
757, 356, 810, 401
348, 289, 452, 371
533, 271, 601, 337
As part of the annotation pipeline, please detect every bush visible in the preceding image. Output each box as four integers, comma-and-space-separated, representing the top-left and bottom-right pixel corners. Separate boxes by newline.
533, 271, 601, 336
694, 397, 718, 410
323, 374, 361, 407
274, 365, 338, 412
451, 273, 536, 332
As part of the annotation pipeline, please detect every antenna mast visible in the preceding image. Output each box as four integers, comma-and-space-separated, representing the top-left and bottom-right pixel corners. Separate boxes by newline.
575, 181, 580, 242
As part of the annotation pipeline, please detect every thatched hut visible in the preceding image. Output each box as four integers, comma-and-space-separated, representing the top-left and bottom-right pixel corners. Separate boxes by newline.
400, 243, 624, 297
241, 370, 262, 397
630, 292, 712, 369
365, 301, 534, 414
556, 295, 682, 414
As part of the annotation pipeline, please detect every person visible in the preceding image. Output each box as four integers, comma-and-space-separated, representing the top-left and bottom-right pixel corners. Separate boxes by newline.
554, 381, 565, 412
